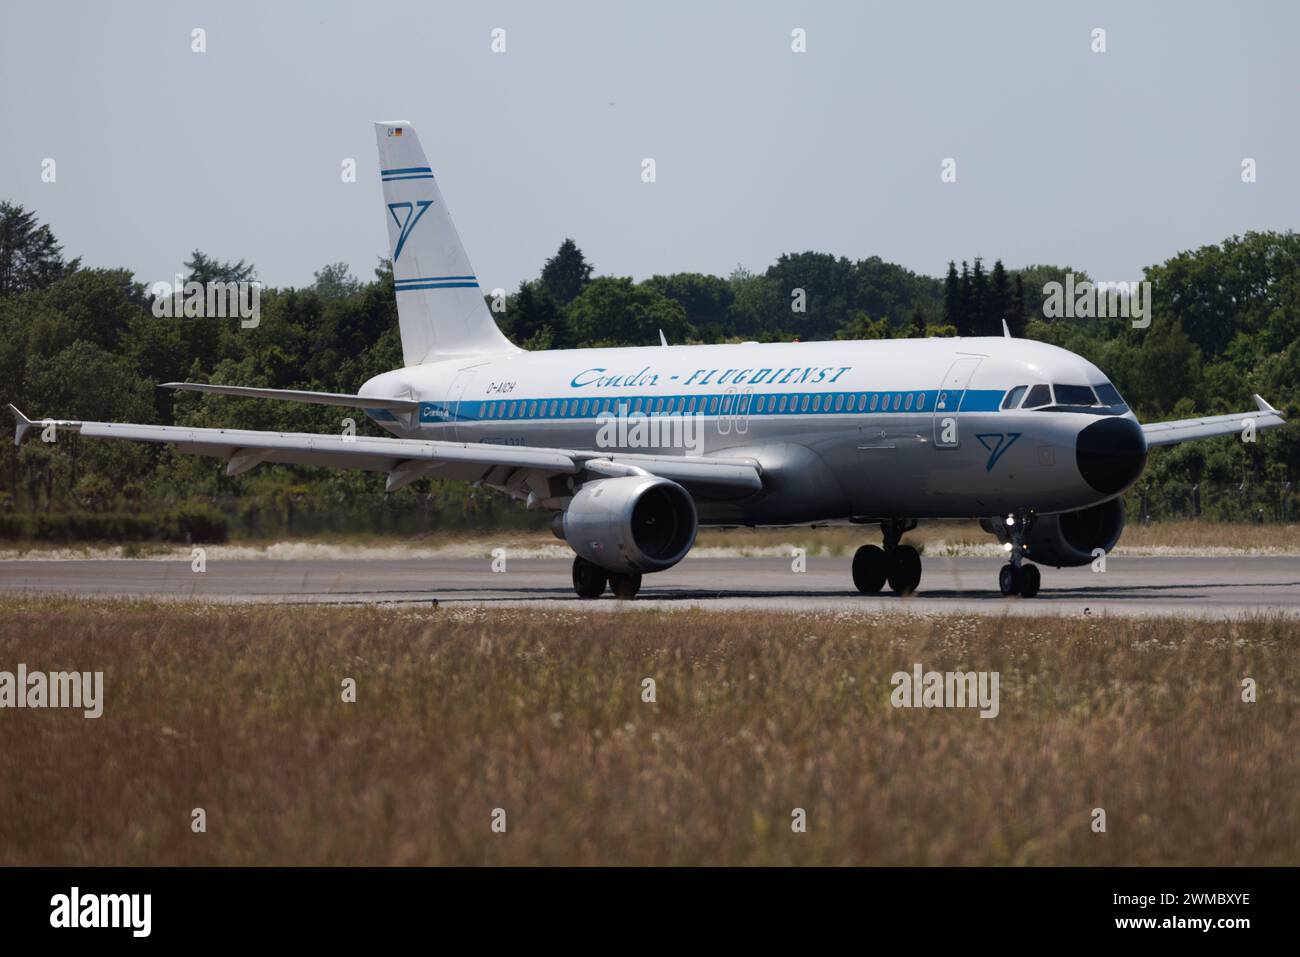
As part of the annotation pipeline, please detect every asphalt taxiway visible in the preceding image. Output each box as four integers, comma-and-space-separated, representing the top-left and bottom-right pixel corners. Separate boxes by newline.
2, 555, 1298, 618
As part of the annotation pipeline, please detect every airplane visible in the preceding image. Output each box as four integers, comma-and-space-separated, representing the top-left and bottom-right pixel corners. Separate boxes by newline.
8, 121, 1288, 599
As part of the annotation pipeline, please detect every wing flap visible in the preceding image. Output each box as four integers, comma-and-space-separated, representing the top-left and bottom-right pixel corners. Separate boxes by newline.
161, 382, 418, 413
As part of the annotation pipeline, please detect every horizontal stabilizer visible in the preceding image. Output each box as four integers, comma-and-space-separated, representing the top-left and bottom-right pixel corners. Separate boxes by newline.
161, 382, 418, 412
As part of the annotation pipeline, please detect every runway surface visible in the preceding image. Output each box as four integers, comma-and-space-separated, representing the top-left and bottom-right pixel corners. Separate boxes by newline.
2, 554, 1299, 617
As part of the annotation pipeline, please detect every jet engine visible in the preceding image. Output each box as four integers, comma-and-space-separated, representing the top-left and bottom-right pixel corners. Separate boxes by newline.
982, 498, 1126, 568
556, 475, 698, 574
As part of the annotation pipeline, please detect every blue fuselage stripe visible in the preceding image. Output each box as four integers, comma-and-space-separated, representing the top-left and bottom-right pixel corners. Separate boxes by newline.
367, 389, 1010, 425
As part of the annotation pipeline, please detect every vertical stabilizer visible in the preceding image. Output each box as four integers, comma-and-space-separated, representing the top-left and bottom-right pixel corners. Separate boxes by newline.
374, 121, 517, 365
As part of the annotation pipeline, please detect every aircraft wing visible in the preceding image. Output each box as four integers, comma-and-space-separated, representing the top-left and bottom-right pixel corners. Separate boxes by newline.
1141, 395, 1286, 447
6, 406, 762, 500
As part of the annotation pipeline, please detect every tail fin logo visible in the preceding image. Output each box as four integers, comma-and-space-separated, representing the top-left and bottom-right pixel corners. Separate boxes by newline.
387, 201, 432, 262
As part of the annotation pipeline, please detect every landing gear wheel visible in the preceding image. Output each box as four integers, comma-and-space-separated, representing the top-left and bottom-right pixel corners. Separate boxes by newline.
887, 544, 922, 595
998, 563, 1021, 597
852, 544, 887, 594
572, 557, 608, 599
1018, 564, 1041, 598
609, 572, 642, 599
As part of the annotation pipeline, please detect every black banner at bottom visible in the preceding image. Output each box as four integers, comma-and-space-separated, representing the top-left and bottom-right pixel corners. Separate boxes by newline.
0, 866, 1281, 944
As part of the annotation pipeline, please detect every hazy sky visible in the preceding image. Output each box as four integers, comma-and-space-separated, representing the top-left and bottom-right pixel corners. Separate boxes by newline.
2, 1, 1296, 292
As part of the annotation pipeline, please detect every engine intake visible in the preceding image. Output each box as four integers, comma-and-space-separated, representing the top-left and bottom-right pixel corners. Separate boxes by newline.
559, 475, 698, 574
983, 498, 1126, 568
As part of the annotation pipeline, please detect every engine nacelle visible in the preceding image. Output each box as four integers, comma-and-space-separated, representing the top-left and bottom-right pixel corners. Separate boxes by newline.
982, 498, 1126, 568
558, 475, 698, 574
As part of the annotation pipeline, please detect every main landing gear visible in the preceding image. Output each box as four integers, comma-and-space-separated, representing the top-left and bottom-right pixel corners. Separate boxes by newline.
852, 519, 922, 596
998, 511, 1041, 598
572, 556, 642, 599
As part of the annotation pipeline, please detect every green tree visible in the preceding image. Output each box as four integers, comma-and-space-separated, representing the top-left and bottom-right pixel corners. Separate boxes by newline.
642, 272, 734, 340
184, 250, 256, 285
540, 238, 593, 305
0, 202, 80, 297
943, 261, 961, 332
312, 262, 362, 299
765, 251, 857, 341
986, 259, 1012, 337
505, 280, 563, 349
565, 277, 692, 347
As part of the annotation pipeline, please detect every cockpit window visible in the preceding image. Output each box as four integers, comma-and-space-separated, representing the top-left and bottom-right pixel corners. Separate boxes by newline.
1052, 384, 1098, 407
1022, 384, 1052, 408
1093, 382, 1127, 408
1001, 385, 1027, 410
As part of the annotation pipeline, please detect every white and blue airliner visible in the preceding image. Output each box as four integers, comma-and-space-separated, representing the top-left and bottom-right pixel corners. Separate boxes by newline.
9, 122, 1287, 598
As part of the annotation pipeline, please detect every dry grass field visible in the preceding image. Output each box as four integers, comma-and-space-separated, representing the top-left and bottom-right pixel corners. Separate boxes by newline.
0, 597, 1296, 866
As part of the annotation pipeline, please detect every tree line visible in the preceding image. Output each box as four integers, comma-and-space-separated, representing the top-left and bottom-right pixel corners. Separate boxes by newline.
0, 200, 1295, 540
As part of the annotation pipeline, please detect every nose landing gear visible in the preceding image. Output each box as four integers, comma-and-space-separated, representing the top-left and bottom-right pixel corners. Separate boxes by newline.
852, 519, 921, 595
998, 511, 1041, 598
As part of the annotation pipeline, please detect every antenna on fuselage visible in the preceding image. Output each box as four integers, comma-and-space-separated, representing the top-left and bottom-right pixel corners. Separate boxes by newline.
1001, 318, 1012, 338
659, 328, 669, 347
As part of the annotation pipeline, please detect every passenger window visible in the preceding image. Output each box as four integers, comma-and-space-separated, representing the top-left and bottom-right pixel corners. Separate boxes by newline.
1001, 385, 1028, 410
812, 395, 821, 412
917, 392, 927, 410
1022, 384, 1051, 409
1053, 384, 1097, 406
709, 397, 719, 414
904, 393, 914, 411
870, 394, 879, 411
892, 394, 902, 410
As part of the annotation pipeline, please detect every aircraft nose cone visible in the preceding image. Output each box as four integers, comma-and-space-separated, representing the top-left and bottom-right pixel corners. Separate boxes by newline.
1076, 417, 1147, 496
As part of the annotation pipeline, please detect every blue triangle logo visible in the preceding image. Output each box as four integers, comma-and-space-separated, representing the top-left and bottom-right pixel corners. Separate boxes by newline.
387, 200, 432, 262
976, 432, 1022, 471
